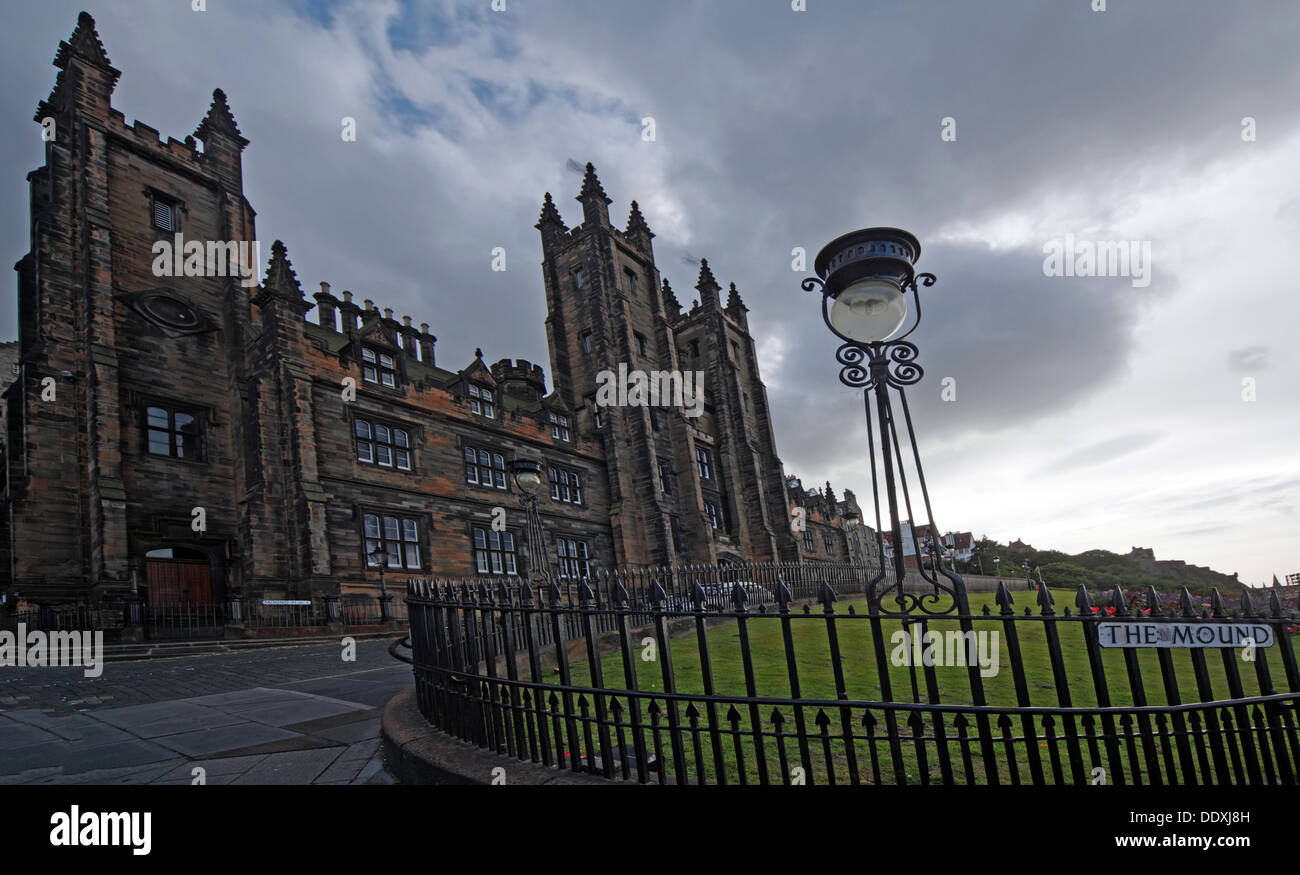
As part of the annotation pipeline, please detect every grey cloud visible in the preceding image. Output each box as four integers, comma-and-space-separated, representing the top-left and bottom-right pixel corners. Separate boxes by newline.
1228, 345, 1270, 371
760, 242, 1143, 482
1034, 432, 1166, 477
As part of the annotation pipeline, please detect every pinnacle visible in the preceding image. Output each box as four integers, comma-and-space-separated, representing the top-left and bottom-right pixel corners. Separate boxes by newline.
262, 240, 303, 297
662, 278, 681, 312
695, 258, 719, 291
194, 87, 248, 148
55, 11, 118, 74
536, 191, 565, 228
726, 281, 747, 311
626, 199, 652, 236
577, 161, 611, 205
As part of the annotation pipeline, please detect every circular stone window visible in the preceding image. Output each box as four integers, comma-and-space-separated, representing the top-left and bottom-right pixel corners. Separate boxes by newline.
141, 294, 200, 330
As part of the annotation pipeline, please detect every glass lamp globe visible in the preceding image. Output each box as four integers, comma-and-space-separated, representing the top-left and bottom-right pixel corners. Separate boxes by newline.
829, 278, 908, 343
512, 463, 543, 492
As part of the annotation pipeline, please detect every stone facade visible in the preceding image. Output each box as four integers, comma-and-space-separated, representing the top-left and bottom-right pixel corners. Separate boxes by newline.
785, 477, 879, 567
1, 14, 867, 609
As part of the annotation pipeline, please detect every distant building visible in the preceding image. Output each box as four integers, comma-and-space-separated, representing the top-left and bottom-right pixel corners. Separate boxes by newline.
837, 489, 880, 570
785, 478, 873, 566
943, 531, 974, 563
1129, 546, 1156, 562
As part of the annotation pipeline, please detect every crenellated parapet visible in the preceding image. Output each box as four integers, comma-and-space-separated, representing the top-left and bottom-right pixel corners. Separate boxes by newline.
309, 284, 436, 364
490, 358, 548, 400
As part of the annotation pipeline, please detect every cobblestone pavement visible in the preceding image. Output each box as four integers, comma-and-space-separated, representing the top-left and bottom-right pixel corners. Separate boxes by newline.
0, 638, 413, 785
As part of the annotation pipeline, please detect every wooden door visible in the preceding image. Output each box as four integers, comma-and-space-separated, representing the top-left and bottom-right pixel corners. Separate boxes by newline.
146, 558, 212, 606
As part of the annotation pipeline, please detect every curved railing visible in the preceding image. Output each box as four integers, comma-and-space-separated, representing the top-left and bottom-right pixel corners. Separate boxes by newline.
401, 570, 1300, 786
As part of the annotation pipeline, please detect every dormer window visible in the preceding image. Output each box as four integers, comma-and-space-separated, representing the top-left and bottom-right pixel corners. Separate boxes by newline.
361, 347, 397, 387
549, 412, 571, 442
468, 384, 495, 419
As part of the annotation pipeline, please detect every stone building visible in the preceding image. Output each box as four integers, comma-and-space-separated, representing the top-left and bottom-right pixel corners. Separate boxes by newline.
785, 476, 878, 567
1, 13, 866, 610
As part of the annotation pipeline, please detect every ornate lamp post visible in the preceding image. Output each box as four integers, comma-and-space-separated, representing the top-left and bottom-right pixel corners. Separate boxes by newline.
369, 543, 393, 621
803, 228, 966, 615
508, 458, 554, 587
368, 544, 389, 595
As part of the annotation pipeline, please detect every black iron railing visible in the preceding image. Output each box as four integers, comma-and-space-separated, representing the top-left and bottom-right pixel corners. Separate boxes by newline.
403, 565, 1300, 786
6, 594, 408, 639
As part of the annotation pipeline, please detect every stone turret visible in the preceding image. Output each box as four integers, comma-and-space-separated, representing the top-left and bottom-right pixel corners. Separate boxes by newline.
490, 358, 547, 401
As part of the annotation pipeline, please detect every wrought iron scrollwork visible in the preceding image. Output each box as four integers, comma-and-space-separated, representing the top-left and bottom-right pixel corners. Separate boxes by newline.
869, 544, 964, 617
874, 583, 963, 617
884, 342, 923, 387
910, 272, 937, 290
835, 341, 924, 390
835, 344, 871, 388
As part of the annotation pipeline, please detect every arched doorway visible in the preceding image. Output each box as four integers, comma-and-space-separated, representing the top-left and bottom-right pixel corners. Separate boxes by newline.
145, 546, 212, 606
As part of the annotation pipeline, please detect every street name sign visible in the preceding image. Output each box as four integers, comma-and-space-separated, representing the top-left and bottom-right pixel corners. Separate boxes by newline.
1097, 622, 1274, 648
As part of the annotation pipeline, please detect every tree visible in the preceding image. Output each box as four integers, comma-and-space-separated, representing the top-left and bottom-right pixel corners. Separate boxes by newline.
1040, 562, 1089, 590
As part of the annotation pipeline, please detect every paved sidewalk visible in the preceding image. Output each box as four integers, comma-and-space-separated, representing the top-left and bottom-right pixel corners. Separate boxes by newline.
0, 639, 411, 785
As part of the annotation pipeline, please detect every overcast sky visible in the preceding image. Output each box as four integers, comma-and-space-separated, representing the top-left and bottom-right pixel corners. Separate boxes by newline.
2, 0, 1296, 585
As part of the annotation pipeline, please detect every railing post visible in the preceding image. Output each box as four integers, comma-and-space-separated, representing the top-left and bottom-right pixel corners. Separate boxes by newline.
322, 593, 340, 624
222, 590, 242, 625
221, 590, 245, 640
120, 593, 145, 644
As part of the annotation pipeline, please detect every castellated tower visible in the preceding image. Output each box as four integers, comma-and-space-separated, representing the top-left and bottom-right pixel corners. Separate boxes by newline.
536, 164, 798, 566
9, 13, 260, 603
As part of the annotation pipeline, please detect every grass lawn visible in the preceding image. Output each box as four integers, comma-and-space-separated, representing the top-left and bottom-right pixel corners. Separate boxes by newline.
527, 589, 1300, 785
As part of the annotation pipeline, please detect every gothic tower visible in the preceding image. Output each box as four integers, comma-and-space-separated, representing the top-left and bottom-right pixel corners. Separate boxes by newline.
537, 164, 797, 566
6, 13, 261, 602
